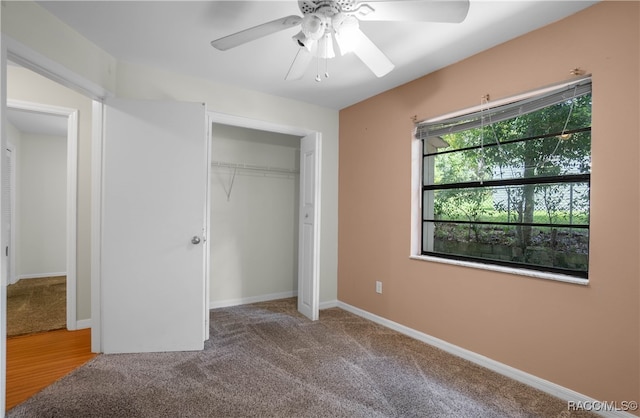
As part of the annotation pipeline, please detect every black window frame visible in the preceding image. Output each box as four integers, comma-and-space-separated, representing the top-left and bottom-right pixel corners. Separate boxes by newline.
416, 80, 592, 280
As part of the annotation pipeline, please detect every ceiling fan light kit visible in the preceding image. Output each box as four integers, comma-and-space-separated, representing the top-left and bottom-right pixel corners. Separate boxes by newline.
211, 0, 470, 81
301, 13, 327, 40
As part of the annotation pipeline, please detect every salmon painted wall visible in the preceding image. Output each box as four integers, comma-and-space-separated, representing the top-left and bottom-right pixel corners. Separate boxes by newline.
338, 1, 639, 407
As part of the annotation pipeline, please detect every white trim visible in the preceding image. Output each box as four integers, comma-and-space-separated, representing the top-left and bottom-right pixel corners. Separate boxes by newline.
16, 272, 67, 281
209, 112, 314, 137
210, 291, 297, 309
66, 110, 78, 331
90, 100, 103, 354
6, 100, 76, 117
1, 35, 8, 418
210, 296, 339, 311
5, 143, 17, 286
309, 132, 322, 320
319, 299, 338, 310
410, 137, 422, 256
75, 318, 92, 330
409, 254, 589, 286
203, 114, 213, 341
337, 301, 635, 418
7, 100, 80, 331
3, 35, 110, 101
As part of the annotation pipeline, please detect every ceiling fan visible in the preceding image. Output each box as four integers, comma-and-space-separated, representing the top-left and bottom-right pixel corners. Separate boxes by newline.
211, 0, 470, 81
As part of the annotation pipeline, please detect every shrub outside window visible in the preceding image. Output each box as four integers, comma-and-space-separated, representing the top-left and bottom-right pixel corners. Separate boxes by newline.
416, 80, 592, 279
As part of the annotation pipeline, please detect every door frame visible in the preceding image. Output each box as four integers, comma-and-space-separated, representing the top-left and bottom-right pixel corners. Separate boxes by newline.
6, 100, 79, 331
1, 35, 107, 415
208, 112, 321, 321
4, 143, 16, 286
1, 38, 7, 417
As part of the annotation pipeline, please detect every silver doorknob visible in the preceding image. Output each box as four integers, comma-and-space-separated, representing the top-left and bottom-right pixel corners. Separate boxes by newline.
191, 236, 201, 245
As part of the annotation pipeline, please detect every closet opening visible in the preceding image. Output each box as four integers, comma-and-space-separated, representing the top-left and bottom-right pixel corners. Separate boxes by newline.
209, 123, 302, 308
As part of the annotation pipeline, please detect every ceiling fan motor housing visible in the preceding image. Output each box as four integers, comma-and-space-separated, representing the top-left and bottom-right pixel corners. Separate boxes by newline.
298, 0, 364, 41
299, 0, 360, 16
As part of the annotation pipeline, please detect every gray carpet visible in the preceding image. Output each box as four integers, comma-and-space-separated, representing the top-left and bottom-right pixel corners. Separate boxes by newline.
8, 298, 595, 417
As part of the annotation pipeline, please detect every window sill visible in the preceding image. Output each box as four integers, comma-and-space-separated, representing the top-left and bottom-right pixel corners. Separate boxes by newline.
409, 255, 589, 286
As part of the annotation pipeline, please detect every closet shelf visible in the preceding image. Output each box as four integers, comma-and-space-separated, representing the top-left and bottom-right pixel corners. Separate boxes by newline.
211, 160, 299, 175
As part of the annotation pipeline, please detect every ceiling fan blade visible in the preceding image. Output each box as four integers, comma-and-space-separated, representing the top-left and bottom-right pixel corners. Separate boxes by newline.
358, 0, 470, 23
285, 46, 315, 80
349, 28, 394, 77
211, 15, 302, 51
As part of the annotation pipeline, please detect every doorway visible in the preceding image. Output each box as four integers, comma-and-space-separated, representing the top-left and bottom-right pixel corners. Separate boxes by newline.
5, 102, 78, 334
209, 112, 322, 320
209, 123, 301, 307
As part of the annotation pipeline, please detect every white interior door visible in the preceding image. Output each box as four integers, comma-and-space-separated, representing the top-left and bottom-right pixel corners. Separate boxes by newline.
3, 146, 14, 285
101, 99, 208, 353
297, 132, 320, 320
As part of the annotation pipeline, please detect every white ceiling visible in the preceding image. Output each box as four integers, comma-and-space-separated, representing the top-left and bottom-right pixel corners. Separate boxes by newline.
38, 1, 598, 110
6, 108, 68, 137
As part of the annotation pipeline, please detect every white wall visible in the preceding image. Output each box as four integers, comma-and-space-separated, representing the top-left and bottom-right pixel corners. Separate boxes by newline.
17, 133, 66, 278
5, 121, 21, 150
2, 0, 117, 94
210, 124, 300, 306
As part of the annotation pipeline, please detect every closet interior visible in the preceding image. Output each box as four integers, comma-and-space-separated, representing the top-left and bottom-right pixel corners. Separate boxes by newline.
209, 123, 301, 307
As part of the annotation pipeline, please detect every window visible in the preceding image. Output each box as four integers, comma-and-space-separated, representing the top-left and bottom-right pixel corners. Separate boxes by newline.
415, 79, 592, 279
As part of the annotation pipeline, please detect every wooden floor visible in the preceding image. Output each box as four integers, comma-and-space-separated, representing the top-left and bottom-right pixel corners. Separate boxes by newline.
6, 328, 97, 410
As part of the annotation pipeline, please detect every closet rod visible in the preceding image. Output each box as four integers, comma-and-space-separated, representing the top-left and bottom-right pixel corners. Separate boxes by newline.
211, 160, 299, 175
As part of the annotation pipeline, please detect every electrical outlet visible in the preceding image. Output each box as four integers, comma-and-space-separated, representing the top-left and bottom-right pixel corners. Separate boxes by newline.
375, 281, 382, 294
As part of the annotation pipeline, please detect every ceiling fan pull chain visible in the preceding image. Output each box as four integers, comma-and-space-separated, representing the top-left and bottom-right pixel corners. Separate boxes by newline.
316, 55, 321, 82
325, 56, 329, 79
323, 31, 330, 79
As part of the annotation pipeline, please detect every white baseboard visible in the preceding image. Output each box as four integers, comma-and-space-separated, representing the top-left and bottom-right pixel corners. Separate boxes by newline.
210, 291, 297, 309
211, 295, 338, 311
74, 319, 91, 330
209, 291, 338, 310
17, 272, 67, 280
319, 299, 338, 310
337, 301, 636, 418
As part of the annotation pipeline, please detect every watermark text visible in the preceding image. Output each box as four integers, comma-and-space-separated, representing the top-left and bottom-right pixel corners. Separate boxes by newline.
568, 400, 638, 412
